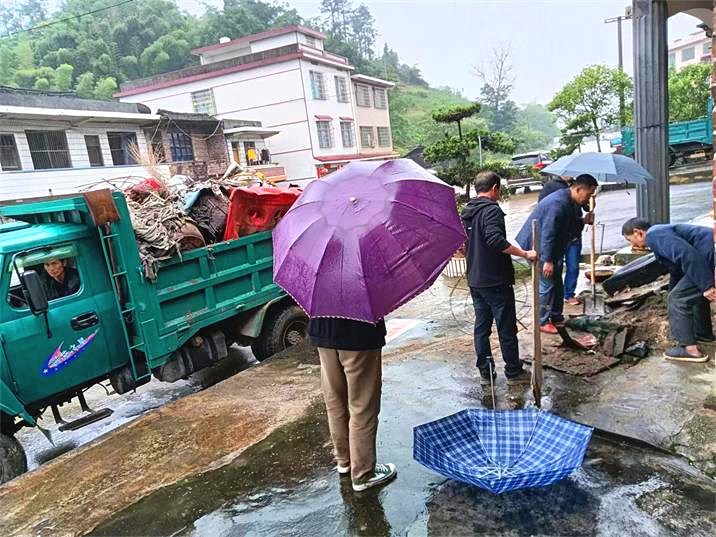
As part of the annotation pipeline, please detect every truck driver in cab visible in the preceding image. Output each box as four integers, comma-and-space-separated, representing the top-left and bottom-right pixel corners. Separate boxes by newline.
42, 258, 80, 300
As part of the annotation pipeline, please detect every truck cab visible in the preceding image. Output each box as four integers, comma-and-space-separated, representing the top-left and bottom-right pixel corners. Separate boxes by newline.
0, 191, 307, 484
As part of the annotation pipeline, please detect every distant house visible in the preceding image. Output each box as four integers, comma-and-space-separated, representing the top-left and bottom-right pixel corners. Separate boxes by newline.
0, 86, 164, 200
0, 87, 286, 200
668, 30, 711, 71
116, 25, 398, 182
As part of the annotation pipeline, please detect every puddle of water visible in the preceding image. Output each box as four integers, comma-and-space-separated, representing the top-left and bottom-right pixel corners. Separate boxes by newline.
93, 357, 716, 537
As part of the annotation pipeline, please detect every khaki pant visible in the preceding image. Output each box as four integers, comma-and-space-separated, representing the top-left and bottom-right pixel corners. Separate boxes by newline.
317, 347, 382, 483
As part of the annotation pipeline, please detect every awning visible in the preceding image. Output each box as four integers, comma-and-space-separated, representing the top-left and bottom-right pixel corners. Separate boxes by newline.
339, 116, 353, 121
314, 114, 332, 120
223, 126, 280, 138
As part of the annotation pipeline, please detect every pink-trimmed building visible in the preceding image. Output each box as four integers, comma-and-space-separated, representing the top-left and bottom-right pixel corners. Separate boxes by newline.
117, 25, 398, 182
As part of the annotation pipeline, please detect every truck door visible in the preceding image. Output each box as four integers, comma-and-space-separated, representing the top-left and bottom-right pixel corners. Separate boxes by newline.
1, 240, 116, 406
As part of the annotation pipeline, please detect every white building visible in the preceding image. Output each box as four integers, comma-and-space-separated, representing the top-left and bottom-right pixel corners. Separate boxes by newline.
668, 30, 711, 71
0, 88, 166, 200
116, 25, 398, 182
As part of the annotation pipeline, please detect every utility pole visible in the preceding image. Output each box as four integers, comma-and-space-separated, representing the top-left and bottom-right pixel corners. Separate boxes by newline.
605, 7, 632, 127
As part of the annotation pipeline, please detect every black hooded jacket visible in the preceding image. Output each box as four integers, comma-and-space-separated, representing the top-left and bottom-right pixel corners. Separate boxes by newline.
460, 196, 514, 288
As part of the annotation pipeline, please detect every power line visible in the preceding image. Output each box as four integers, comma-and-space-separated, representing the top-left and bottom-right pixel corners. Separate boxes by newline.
2, 0, 136, 38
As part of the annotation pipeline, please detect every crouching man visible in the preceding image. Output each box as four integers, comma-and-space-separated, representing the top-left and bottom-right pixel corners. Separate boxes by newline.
622, 218, 715, 362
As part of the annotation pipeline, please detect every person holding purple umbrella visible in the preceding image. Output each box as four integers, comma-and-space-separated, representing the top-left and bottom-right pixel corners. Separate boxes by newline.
307, 317, 397, 491
461, 171, 537, 387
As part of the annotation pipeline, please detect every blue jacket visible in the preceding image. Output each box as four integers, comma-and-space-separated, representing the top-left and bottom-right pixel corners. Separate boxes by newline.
516, 188, 581, 263
646, 224, 714, 292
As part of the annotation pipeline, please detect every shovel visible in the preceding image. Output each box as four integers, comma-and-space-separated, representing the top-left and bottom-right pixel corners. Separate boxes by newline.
583, 196, 606, 316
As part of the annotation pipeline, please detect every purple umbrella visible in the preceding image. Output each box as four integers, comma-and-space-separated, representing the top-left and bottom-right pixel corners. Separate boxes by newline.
273, 159, 466, 323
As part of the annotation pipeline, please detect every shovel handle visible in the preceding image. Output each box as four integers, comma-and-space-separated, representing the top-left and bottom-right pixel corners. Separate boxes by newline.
589, 196, 596, 293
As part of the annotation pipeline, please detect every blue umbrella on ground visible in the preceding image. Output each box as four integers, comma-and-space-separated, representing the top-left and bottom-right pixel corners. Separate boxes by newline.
413, 408, 592, 494
541, 152, 653, 184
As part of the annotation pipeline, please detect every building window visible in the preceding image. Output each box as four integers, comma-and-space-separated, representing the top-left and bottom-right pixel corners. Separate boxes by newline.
373, 88, 387, 109
310, 71, 327, 100
668, 53, 675, 68
144, 129, 166, 162
340, 121, 355, 148
191, 89, 216, 115
703, 42, 712, 55
359, 126, 374, 148
0, 134, 21, 171
305, 35, 317, 48
377, 127, 391, 147
26, 130, 72, 170
84, 135, 104, 167
681, 46, 695, 61
316, 121, 333, 149
169, 132, 194, 162
356, 84, 371, 107
335, 76, 349, 103
107, 132, 138, 166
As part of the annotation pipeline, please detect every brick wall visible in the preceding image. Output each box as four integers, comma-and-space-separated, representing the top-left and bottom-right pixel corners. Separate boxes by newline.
162, 128, 229, 180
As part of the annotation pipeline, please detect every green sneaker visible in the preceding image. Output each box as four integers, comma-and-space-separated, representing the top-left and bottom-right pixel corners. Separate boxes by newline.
352, 463, 397, 492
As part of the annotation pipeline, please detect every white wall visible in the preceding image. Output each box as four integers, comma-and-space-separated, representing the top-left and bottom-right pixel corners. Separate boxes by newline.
120, 59, 321, 181
250, 33, 299, 53
299, 59, 356, 158
0, 119, 158, 200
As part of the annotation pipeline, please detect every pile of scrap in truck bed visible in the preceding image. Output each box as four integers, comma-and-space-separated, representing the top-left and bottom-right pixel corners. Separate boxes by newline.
99, 170, 300, 279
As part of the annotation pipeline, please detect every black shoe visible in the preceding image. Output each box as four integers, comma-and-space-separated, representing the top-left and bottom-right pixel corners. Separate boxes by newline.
479, 371, 497, 387
506, 370, 532, 386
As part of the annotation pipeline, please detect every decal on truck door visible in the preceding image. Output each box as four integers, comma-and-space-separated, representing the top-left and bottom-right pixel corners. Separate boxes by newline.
41, 328, 100, 376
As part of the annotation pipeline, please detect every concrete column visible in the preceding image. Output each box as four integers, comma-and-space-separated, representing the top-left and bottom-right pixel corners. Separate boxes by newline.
632, 0, 670, 223
712, 1, 715, 243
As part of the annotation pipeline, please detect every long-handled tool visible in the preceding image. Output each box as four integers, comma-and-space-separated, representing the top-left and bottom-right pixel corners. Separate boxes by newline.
583, 196, 606, 316
531, 220, 543, 408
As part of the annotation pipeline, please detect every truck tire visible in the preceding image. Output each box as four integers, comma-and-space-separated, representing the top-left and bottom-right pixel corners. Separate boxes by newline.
251, 303, 308, 362
0, 434, 27, 485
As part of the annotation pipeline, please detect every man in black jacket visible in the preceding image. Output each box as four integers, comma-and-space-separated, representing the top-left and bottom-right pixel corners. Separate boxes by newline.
622, 219, 715, 362
308, 317, 397, 491
461, 171, 537, 386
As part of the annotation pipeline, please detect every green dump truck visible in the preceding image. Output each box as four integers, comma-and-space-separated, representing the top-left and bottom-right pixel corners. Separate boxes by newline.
619, 98, 713, 166
0, 190, 307, 483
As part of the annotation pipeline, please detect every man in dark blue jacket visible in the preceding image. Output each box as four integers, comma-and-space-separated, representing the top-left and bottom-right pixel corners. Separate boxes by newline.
516, 174, 597, 333
461, 171, 537, 386
622, 219, 715, 362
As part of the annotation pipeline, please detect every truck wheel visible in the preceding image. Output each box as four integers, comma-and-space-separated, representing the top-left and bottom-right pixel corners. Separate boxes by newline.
0, 434, 27, 484
251, 304, 308, 362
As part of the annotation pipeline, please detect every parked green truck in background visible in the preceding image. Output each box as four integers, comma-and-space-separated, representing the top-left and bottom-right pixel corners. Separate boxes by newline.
0, 190, 307, 484
619, 98, 713, 166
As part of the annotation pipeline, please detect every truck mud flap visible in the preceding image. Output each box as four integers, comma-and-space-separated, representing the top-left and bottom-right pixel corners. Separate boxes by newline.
154, 331, 228, 383
602, 253, 669, 296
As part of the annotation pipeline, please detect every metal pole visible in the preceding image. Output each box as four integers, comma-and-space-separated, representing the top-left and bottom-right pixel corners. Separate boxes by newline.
478, 135, 483, 166
617, 16, 625, 127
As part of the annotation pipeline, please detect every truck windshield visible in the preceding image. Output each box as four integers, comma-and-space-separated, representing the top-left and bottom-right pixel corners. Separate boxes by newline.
511, 155, 540, 166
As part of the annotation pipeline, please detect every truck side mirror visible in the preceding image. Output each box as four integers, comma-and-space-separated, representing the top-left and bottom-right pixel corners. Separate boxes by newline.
20, 270, 48, 314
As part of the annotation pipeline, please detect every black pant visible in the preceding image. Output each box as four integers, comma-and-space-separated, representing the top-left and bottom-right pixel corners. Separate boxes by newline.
470, 285, 524, 378
668, 277, 714, 346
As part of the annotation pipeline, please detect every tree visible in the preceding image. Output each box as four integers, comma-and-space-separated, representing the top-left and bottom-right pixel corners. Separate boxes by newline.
425, 102, 515, 197
0, 0, 48, 34
93, 76, 118, 100
549, 65, 632, 152
350, 4, 376, 59
668, 63, 711, 122
473, 46, 518, 132
74, 72, 95, 98
54, 63, 74, 91
512, 103, 559, 152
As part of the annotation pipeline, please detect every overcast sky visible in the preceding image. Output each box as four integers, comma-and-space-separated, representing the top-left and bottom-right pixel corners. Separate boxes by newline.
178, 0, 705, 105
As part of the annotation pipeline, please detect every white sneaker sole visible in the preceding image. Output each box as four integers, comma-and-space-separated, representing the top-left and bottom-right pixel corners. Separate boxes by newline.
352, 465, 397, 492
664, 354, 708, 363
336, 464, 350, 475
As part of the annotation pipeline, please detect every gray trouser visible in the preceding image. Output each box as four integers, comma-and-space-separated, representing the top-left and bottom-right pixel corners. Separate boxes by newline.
668, 277, 713, 346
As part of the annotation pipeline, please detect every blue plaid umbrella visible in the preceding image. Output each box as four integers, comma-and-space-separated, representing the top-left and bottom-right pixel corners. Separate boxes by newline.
413, 409, 592, 494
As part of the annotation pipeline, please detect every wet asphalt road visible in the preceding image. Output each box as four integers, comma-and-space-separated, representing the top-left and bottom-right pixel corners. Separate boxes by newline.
503, 181, 712, 254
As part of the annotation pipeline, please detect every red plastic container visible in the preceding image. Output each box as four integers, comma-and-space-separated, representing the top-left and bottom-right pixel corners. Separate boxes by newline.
223, 186, 301, 241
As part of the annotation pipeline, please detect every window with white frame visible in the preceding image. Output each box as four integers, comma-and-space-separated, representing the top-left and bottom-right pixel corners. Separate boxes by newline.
305, 35, 317, 48
359, 126, 374, 148
377, 127, 391, 147
704, 42, 711, 55
316, 121, 334, 149
356, 84, 371, 107
681, 46, 695, 61
335, 76, 349, 103
340, 121, 355, 148
107, 131, 138, 166
373, 88, 387, 109
84, 135, 104, 167
191, 89, 217, 115
0, 134, 21, 171
310, 71, 327, 100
